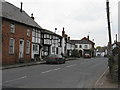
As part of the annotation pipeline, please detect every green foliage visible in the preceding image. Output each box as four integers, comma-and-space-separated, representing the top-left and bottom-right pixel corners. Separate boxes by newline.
71, 49, 80, 57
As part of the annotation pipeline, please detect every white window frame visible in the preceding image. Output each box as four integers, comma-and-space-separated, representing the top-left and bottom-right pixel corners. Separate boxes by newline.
84, 45, 88, 49
10, 23, 15, 33
26, 40, 30, 54
9, 38, 15, 54
27, 29, 30, 37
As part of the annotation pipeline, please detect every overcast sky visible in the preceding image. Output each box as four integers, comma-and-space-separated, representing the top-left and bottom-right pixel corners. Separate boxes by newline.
5, 0, 119, 47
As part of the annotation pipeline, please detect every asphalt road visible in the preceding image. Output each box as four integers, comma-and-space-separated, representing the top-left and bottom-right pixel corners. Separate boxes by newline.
2, 57, 108, 88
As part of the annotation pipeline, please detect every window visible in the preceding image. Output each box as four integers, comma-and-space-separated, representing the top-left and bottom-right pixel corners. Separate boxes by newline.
9, 38, 15, 54
75, 45, 77, 48
26, 40, 30, 54
10, 23, 15, 33
84, 45, 88, 49
79, 45, 82, 48
27, 29, 30, 37
33, 45, 38, 52
52, 46, 55, 53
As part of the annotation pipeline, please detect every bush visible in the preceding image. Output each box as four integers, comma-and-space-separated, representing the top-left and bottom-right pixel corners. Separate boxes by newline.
71, 49, 80, 57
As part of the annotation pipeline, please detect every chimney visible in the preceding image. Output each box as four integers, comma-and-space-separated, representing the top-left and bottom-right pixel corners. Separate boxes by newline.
20, 2, 23, 12
68, 37, 70, 40
62, 27, 65, 37
31, 13, 34, 20
87, 35, 89, 40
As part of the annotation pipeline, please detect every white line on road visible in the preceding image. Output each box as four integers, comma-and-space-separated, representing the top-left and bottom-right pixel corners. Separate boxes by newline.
41, 68, 61, 74
3, 76, 27, 83
94, 67, 109, 88
66, 64, 77, 68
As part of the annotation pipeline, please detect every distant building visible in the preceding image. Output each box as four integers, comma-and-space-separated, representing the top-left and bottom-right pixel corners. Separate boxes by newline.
1, 1, 42, 65
71, 36, 95, 57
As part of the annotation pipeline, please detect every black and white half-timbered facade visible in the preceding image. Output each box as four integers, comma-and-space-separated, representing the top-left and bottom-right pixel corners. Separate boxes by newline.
32, 28, 42, 60
41, 29, 62, 58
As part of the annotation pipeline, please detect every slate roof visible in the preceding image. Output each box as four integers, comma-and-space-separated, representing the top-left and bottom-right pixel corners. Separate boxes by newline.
112, 42, 120, 47
70, 37, 95, 45
1, 1, 42, 29
67, 40, 75, 45
41, 29, 62, 38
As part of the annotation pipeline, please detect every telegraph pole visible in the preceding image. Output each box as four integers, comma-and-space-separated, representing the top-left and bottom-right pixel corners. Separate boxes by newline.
106, 0, 112, 45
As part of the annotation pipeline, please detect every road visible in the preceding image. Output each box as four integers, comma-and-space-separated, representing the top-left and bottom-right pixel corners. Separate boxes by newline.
2, 57, 108, 88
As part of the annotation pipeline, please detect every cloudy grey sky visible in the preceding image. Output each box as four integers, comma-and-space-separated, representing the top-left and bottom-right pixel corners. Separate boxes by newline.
6, 0, 119, 47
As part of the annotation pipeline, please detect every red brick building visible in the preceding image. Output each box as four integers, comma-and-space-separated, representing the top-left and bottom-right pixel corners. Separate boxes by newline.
2, 1, 42, 65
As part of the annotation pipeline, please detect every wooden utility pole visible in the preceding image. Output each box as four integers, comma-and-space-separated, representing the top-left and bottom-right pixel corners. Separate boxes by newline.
106, 0, 112, 45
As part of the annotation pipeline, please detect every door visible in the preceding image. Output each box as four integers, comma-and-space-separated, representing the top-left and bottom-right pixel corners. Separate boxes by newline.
19, 39, 24, 58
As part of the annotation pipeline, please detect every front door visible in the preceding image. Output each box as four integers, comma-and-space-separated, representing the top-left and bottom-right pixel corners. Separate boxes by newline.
19, 39, 24, 58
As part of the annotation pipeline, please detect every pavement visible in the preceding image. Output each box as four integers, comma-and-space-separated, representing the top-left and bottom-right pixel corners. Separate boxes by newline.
1, 57, 79, 70
95, 67, 119, 88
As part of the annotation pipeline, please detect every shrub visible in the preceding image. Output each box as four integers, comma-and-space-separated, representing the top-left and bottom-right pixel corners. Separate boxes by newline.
71, 49, 80, 57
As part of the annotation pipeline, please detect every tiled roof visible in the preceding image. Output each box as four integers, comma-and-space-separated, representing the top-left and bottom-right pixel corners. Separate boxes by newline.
1, 1, 42, 29
41, 29, 62, 37
70, 37, 95, 45
67, 40, 75, 45
112, 42, 120, 47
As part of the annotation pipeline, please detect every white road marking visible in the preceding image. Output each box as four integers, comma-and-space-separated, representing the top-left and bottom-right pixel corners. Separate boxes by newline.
66, 64, 77, 67
41, 68, 61, 74
94, 67, 109, 88
3, 76, 27, 83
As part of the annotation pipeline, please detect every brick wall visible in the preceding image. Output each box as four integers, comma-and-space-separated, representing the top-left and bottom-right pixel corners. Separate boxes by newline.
2, 18, 32, 65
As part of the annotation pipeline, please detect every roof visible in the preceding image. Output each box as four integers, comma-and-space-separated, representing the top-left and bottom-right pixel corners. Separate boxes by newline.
70, 37, 95, 45
1, 1, 42, 29
112, 42, 120, 47
67, 40, 75, 45
41, 29, 62, 38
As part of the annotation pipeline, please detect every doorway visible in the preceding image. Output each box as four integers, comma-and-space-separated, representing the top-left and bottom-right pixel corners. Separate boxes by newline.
19, 39, 24, 58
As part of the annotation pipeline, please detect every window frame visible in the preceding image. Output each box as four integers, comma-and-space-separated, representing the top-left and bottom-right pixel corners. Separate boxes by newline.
10, 23, 15, 33
9, 38, 15, 54
26, 40, 30, 54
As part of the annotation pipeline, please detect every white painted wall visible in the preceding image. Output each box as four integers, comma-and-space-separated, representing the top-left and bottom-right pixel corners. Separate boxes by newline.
31, 44, 39, 59
62, 37, 65, 54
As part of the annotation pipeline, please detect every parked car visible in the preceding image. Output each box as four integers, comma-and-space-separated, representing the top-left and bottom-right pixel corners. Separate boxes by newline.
84, 53, 91, 58
44, 54, 66, 64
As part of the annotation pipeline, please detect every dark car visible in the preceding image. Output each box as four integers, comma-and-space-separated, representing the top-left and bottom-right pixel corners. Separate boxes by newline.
44, 54, 66, 64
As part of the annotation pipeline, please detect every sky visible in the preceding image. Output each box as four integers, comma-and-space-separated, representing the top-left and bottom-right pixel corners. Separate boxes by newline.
5, 0, 119, 47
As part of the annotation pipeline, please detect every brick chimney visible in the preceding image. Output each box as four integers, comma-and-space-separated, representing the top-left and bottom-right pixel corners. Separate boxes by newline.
68, 37, 70, 40
31, 13, 34, 20
87, 35, 89, 40
20, 2, 23, 12
62, 27, 65, 37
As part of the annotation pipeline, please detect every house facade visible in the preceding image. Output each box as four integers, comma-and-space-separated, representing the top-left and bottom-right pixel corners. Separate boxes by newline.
71, 36, 95, 57
61, 27, 75, 56
67, 39, 75, 56
41, 29, 62, 58
2, 1, 42, 65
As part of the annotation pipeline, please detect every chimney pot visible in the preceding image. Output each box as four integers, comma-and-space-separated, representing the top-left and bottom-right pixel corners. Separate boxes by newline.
31, 13, 34, 20
20, 2, 23, 12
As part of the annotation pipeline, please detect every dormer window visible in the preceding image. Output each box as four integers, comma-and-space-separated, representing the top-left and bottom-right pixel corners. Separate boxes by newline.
10, 23, 15, 33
